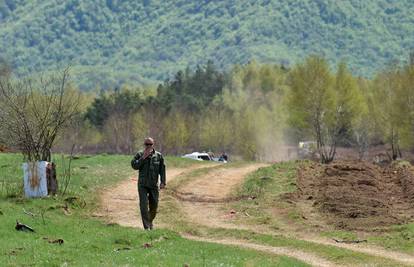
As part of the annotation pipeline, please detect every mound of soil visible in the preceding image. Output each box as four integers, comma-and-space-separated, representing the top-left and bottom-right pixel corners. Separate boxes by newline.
292, 160, 414, 230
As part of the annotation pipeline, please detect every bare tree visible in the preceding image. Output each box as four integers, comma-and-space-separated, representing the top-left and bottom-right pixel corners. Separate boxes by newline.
0, 67, 80, 161
0, 58, 11, 78
103, 112, 134, 154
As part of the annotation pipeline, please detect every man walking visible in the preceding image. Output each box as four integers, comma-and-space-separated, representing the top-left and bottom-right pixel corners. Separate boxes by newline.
131, 137, 166, 230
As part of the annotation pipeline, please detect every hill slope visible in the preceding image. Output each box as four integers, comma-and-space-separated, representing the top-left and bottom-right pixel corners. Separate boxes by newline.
0, 0, 413, 89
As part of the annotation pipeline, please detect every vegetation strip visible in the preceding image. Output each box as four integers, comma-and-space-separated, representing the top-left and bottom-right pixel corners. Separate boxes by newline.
196, 227, 408, 267
183, 234, 337, 267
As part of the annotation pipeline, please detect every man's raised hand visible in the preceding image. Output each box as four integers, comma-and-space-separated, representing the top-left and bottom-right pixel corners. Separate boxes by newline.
142, 147, 152, 159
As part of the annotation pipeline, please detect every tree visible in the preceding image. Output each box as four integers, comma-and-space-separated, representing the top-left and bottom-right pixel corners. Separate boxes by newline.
162, 112, 190, 155
156, 61, 226, 114
350, 78, 373, 160
85, 87, 143, 129
0, 68, 80, 161
399, 60, 414, 150
371, 67, 404, 160
221, 62, 287, 160
287, 56, 335, 163
402, 61, 414, 148
287, 57, 362, 163
0, 57, 11, 78
199, 106, 233, 153
330, 62, 364, 158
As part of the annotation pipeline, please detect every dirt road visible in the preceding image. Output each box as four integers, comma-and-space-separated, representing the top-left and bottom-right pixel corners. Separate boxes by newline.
97, 162, 414, 266
175, 163, 268, 230
96, 166, 204, 227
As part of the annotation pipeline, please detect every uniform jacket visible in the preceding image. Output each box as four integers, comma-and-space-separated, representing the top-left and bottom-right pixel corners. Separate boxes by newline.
131, 149, 166, 188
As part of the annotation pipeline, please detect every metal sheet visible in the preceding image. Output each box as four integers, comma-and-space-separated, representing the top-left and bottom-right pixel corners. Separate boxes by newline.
23, 161, 48, 198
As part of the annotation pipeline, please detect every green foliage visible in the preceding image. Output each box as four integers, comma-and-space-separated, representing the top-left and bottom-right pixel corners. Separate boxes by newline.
199, 107, 233, 154
333, 62, 364, 131
369, 63, 414, 158
1, 0, 413, 89
287, 56, 365, 162
287, 56, 334, 131
162, 113, 191, 155
85, 87, 144, 128
394, 63, 414, 149
287, 56, 335, 162
156, 61, 226, 113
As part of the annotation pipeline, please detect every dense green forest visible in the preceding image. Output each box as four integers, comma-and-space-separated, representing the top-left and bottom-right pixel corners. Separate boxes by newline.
1, 0, 413, 89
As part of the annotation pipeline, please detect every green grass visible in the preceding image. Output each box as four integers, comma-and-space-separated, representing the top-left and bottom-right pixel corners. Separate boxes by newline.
366, 223, 414, 253
321, 230, 359, 242
228, 161, 299, 229
0, 153, 309, 266
0, 201, 308, 266
235, 161, 298, 199
164, 156, 211, 169
0, 199, 306, 266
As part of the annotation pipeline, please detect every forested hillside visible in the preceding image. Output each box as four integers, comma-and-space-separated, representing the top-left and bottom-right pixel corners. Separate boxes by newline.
0, 0, 413, 89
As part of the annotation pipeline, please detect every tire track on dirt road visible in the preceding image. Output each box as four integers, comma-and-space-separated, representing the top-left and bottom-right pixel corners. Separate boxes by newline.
175, 163, 268, 229
300, 236, 414, 266
183, 235, 338, 267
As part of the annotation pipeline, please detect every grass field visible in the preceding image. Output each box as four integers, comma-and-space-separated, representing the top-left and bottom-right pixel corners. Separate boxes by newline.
0, 153, 309, 266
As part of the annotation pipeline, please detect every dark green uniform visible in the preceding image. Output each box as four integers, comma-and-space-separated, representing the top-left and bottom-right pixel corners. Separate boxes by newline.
131, 149, 166, 229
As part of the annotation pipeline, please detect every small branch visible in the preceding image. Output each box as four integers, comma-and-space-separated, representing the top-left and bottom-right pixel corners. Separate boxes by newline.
40, 209, 47, 225
333, 238, 367, 244
62, 144, 75, 195
23, 208, 36, 217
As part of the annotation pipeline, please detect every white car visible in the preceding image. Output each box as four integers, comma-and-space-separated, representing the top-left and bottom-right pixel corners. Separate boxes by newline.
182, 152, 212, 161
182, 152, 227, 163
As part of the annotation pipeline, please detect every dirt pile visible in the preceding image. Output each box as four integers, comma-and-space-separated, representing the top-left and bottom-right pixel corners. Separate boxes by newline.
293, 160, 414, 230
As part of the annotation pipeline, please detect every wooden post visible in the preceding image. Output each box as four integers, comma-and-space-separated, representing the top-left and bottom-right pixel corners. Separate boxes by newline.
46, 162, 58, 195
